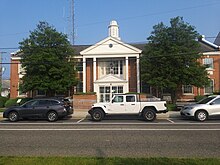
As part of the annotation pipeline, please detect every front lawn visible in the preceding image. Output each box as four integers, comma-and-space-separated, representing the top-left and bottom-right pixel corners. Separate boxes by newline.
0, 157, 220, 165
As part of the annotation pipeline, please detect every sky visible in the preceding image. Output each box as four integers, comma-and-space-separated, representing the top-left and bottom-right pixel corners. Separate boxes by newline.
0, 0, 220, 79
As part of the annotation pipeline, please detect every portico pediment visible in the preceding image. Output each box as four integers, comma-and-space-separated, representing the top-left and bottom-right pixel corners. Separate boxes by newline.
80, 37, 142, 56
94, 74, 127, 83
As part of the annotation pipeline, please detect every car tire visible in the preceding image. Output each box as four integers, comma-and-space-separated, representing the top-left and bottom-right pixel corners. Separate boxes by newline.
91, 109, 104, 121
8, 111, 19, 122
195, 110, 208, 122
47, 111, 58, 122
142, 108, 156, 121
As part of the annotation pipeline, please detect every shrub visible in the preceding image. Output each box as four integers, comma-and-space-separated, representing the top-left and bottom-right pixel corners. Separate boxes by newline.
4, 97, 33, 108
194, 95, 207, 102
4, 98, 18, 108
0, 96, 9, 108
167, 104, 178, 111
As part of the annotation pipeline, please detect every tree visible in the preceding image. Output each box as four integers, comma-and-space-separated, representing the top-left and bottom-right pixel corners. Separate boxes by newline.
141, 17, 209, 104
19, 21, 77, 97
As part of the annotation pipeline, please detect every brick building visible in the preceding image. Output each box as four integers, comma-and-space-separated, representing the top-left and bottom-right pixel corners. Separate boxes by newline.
10, 21, 220, 102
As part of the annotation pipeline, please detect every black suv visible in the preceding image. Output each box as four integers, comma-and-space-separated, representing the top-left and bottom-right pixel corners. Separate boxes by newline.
3, 98, 73, 122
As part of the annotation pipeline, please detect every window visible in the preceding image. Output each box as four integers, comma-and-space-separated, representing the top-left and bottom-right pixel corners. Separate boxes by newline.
126, 96, 135, 102
99, 86, 123, 102
203, 58, 213, 69
36, 90, 46, 96
113, 96, 123, 103
75, 59, 83, 72
205, 79, 214, 94
211, 98, 220, 105
24, 100, 39, 108
99, 59, 124, 78
183, 85, 193, 94
38, 100, 50, 106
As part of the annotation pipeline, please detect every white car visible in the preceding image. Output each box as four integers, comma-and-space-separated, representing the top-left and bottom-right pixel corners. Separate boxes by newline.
180, 95, 220, 121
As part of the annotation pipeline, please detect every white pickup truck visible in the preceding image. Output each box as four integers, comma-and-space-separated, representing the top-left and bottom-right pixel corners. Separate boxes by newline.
88, 94, 167, 121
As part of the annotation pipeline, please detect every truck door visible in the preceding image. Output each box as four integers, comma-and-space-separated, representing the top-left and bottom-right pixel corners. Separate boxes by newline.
109, 95, 125, 113
125, 95, 139, 112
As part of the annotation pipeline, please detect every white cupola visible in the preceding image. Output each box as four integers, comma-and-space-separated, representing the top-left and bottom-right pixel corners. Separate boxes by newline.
108, 20, 120, 40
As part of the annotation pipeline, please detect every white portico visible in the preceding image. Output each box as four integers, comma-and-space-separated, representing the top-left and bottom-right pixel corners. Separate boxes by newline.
80, 20, 142, 102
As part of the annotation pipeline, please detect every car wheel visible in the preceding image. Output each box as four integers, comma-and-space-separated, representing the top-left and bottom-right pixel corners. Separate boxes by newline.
47, 111, 58, 122
195, 110, 208, 122
91, 109, 104, 121
142, 109, 156, 121
8, 111, 19, 122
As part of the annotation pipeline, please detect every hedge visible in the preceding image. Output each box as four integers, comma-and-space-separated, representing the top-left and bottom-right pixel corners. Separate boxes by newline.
4, 98, 33, 108
0, 96, 9, 108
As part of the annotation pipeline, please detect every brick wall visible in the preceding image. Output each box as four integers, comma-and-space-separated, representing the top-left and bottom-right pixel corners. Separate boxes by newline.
73, 94, 97, 110
10, 59, 19, 98
129, 57, 137, 92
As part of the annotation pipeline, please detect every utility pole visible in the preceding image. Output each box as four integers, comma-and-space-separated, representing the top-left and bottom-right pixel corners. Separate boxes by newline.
0, 51, 6, 96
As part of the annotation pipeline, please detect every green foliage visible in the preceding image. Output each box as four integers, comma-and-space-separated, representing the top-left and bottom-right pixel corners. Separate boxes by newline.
4, 98, 33, 108
167, 104, 178, 111
0, 96, 9, 108
4, 98, 18, 108
19, 21, 78, 97
194, 95, 207, 102
141, 17, 209, 104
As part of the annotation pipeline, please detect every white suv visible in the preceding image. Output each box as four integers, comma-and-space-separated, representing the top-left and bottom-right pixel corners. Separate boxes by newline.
180, 95, 220, 121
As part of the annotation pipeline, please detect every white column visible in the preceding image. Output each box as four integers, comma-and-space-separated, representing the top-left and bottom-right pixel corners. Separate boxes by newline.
136, 56, 140, 93
126, 56, 129, 81
93, 57, 96, 82
126, 56, 129, 92
83, 57, 86, 93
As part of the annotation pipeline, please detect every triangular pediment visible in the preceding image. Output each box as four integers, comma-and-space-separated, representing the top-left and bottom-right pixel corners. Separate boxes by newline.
95, 74, 127, 83
80, 37, 142, 56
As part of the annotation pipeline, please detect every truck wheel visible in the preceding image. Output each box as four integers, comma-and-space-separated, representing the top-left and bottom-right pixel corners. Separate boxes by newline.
195, 110, 208, 122
142, 109, 156, 121
91, 109, 104, 121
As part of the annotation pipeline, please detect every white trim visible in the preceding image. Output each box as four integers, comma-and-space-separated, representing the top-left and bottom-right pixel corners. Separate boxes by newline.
93, 57, 96, 82
203, 51, 220, 55
136, 56, 140, 93
83, 57, 86, 93
11, 57, 21, 60
80, 37, 142, 55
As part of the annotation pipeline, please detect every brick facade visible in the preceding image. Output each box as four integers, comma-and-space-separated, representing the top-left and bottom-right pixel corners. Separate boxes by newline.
10, 59, 20, 98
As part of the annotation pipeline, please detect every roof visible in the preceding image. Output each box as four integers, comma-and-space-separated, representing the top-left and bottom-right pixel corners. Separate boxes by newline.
199, 42, 218, 52
214, 32, 220, 46
11, 41, 218, 57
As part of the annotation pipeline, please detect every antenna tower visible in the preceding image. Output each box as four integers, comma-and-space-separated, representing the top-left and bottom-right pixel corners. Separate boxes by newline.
70, 0, 75, 45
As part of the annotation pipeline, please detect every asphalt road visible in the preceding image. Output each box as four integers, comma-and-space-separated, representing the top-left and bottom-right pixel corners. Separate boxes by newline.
0, 117, 220, 158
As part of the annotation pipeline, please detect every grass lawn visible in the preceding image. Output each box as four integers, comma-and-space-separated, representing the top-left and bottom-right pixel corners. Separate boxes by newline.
0, 157, 220, 165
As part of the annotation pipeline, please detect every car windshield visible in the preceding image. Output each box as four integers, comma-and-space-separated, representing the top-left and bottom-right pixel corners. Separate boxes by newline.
197, 96, 216, 104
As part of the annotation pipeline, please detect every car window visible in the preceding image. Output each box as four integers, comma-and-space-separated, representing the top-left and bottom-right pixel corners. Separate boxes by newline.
197, 97, 216, 104
113, 96, 123, 103
38, 100, 50, 106
23, 100, 39, 108
50, 100, 60, 105
126, 96, 135, 102
211, 98, 220, 105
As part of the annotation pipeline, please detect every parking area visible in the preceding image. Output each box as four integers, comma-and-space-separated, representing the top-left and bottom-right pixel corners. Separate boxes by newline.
1, 111, 220, 124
